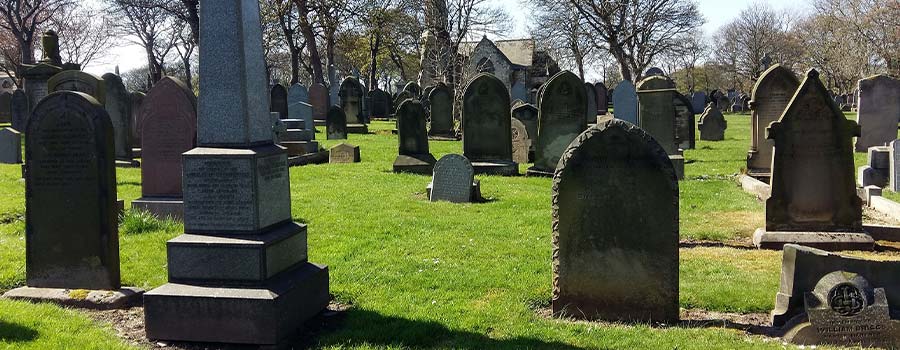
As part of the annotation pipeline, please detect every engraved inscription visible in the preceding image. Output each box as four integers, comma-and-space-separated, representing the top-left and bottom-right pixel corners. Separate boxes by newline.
184, 158, 254, 231
32, 113, 96, 191
331, 149, 353, 163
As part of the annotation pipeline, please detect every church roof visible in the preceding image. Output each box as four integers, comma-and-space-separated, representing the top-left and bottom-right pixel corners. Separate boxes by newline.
459, 38, 535, 67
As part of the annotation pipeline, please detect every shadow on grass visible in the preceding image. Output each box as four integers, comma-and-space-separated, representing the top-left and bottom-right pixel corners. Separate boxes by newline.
305, 308, 592, 350
0, 321, 38, 342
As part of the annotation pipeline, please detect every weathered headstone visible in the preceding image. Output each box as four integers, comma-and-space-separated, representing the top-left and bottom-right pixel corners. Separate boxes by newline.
858, 146, 890, 188
645, 67, 665, 77
0, 91, 11, 123
698, 103, 727, 141
511, 81, 529, 103
584, 83, 598, 120
10, 89, 28, 132
462, 73, 518, 176
0, 127, 22, 164
24, 91, 120, 289
512, 103, 539, 158
691, 91, 707, 114
404, 81, 422, 98
747, 65, 800, 179
528, 71, 587, 176
753, 70, 870, 251
143, 1, 329, 345
102, 73, 136, 166
511, 118, 530, 164
132, 77, 196, 219
637, 75, 677, 154
393, 90, 413, 115
595, 82, 608, 115
552, 119, 679, 323
326, 105, 347, 140
339, 76, 366, 126
673, 92, 696, 150
130, 91, 146, 149
20, 31, 62, 112
429, 154, 475, 203
855, 75, 900, 152
288, 84, 314, 133
270, 83, 288, 119
368, 89, 391, 118
427, 83, 455, 138
393, 100, 436, 174
329, 143, 360, 163
48, 71, 106, 103
612, 80, 638, 124
309, 82, 329, 122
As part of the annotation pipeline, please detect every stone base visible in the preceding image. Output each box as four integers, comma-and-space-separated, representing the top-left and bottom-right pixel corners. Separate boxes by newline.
525, 166, 553, 178
752, 229, 875, 251
132, 197, 184, 220
287, 150, 329, 167
781, 318, 900, 348
669, 155, 684, 180
471, 160, 518, 176
347, 124, 368, 134
281, 140, 319, 156
428, 134, 459, 141
393, 154, 436, 175
281, 129, 315, 142
3, 286, 144, 310
746, 169, 771, 184
144, 262, 330, 345
116, 159, 140, 168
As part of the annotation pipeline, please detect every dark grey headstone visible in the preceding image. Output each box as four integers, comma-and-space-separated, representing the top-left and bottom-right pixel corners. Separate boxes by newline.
270, 84, 288, 119
394, 100, 436, 173
637, 75, 677, 154
339, 77, 365, 124
595, 82, 608, 114
511, 81, 529, 103
691, 91, 707, 114
326, 106, 347, 140
462, 74, 513, 162
368, 89, 391, 118
404, 81, 422, 98
309, 83, 329, 121
612, 80, 637, 124
48, 71, 105, 103
429, 154, 474, 203
0, 127, 22, 164
551, 119, 679, 323
529, 71, 587, 175
0, 91, 10, 122
102, 73, 133, 161
25, 91, 119, 290
698, 104, 727, 141
11, 89, 28, 132
428, 83, 454, 137
855, 75, 900, 152
645, 67, 665, 76
673, 92, 696, 150
584, 83, 598, 119
129, 91, 145, 148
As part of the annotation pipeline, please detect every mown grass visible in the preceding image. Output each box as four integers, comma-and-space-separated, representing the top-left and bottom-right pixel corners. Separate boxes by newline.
0, 115, 865, 349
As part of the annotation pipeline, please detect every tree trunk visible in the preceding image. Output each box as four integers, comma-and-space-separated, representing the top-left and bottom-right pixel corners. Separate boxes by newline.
294, 0, 324, 84
368, 33, 381, 91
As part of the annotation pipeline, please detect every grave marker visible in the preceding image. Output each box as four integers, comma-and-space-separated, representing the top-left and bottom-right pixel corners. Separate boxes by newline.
270, 84, 288, 119
612, 80, 637, 124
855, 75, 900, 152
327, 106, 347, 140
747, 65, 800, 179
698, 104, 727, 141
461, 73, 518, 175
0, 127, 22, 164
429, 154, 475, 203
393, 99, 436, 174
528, 71, 587, 176
329, 143, 360, 163
428, 83, 455, 138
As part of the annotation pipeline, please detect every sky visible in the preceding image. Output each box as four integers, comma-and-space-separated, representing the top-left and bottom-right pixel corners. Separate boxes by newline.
84, 0, 811, 78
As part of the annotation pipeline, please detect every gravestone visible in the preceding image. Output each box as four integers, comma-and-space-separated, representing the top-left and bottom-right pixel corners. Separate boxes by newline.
404, 81, 422, 98
48, 71, 106, 103
0, 92, 10, 123
612, 80, 638, 124
691, 91, 707, 114
132, 77, 197, 219
855, 75, 900, 152
753, 70, 870, 251
421, 85, 435, 105
393, 100, 436, 174
584, 83, 598, 120
858, 146, 890, 188
329, 143, 360, 163
368, 89, 391, 118
512, 103, 539, 161
428, 83, 455, 138
747, 65, 800, 179
552, 119, 679, 323
0, 128, 22, 164
339, 76, 366, 127
270, 84, 288, 119
309, 82, 329, 122
326, 105, 347, 140
772, 245, 900, 348
673, 92, 696, 150
429, 154, 475, 203
698, 104, 727, 141
102, 73, 136, 166
511, 118, 530, 164
645, 67, 665, 77
511, 81, 529, 103
891, 140, 900, 192
637, 75, 677, 154
143, 1, 329, 345
288, 84, 314, 132
595, 82, 608, 115
528, 71, 587, 176
462, 73, 518, 176
11, 89, 28, 132
130, 91, 145, 149
393, 90, 414, 115
24, 91, 120, 290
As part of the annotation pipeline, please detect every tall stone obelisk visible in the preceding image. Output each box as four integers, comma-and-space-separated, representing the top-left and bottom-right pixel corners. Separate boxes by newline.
143, 0, 330, 345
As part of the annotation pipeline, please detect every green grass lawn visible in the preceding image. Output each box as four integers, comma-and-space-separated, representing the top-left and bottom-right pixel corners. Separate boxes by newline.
0, 115, 864, 349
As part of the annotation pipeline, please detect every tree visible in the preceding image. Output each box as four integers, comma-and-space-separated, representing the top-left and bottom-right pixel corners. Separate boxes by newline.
107, 0, 180, 83
813, 0, 899, 76
567, 0, 703, 82
0, 0, 72, 82
713, 3, 801, 87
49, 3, 116, 68
530, 0, 594, 80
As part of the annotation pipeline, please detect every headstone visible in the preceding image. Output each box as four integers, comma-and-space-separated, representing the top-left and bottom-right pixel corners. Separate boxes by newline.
404, 81, 422, 98
691, 91, 707, 117
511, 81, 529, 104
511, 118, 530, 164
427, 83, 454, 138
288, 84, 314, 133
772, 244, 900, 348
130, 91, 145, 149
637, 75, 677, 154
461, 73, 518, 176
270, 83, 288, 119
512, 103, 539, 158
612, 80, 637, 124
747, 64, 800, 178
326, 105, 347, 140
645, 67, 665, 77
891, 140, 900, 192
21, 31, 62, 112
595, 82, 608, 115
309, 82, 329, 122
753, 70, 870, 251
429, 154, 475, 203
858, 146, 890, 188
673, 92, 696, 150
11, 89, 28, 132
143, 1, 329, 345
329, 143, 360, 163
339, 77, 365, 125
0, 128, 22, 164
48, 71, 105, 103
101, 73, 135, 164
584, 83, 598, 120
132, 77, 197, 219
0, 91, 10, 122
698, 103, 727, 141
24, 91, 119, 289
368, 89, 391, 118
393, 100, 436, 174
551, 119, 679, 323
855, 75, 900, 152
528, 71, 587, 176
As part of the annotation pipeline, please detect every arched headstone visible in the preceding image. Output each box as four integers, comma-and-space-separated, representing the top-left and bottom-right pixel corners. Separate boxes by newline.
339, 77, 365, 125
698, 104, 727, 141
102, 73, 135, 164
48, 70, 106, 104
594, 82, 608, 115
326, 105, 347, 140
637, 75, 677, 155
393, 100, 436, 174
270, 84, 288, 119
528, 71, 587, 176
747, 65, 800, 179
462, 73, 517, 175
427, 83, 454, 138
673, 92, 695, 150
429, 154, 475, 203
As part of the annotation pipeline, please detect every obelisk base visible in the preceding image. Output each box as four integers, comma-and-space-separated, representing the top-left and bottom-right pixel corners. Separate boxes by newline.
753, 229, 874, 251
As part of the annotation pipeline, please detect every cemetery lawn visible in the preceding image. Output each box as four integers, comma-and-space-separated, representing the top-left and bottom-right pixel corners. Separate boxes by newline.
0, 115, 870, 349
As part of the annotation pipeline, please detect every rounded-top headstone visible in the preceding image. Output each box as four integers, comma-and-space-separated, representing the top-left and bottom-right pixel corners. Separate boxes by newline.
48, 71, 106, 104
270, 84, 288, 119
140, 77, 197, 197
462, 73, 512, 162
637, 75, 676, 91
404, 82, 422, 98
531, 70, 588, 174
430, 154, 474, 203
427, 83, 454, 136
396, 99, 430, 156
339, 77, 365, 124
326, 105, 347, 140
645, 67, 665, 77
